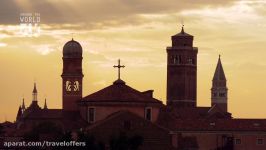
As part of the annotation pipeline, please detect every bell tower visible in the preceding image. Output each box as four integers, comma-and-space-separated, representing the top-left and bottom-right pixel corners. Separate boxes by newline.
61, 38, 83, 111
211, 55, 228, 112
166, 26, 198, 108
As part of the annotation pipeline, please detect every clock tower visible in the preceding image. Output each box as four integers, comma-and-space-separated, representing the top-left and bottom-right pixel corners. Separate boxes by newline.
61, 38, 83, 111
166, 26, 198, 108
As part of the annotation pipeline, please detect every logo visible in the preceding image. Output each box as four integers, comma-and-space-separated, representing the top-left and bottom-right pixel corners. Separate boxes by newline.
20, 13, 41, 37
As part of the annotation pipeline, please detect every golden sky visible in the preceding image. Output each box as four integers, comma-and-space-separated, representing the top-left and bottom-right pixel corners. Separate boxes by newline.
1, 0, 266, 122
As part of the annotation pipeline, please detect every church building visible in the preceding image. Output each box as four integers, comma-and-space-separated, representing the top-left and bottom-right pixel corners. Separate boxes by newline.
11, 26, 266, 150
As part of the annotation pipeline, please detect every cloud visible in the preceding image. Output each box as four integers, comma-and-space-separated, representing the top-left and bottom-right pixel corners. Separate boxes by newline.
180, 1, 265, 25
0, 0, 236, 26
0, 42, 7, 47
32, 44, 56, 55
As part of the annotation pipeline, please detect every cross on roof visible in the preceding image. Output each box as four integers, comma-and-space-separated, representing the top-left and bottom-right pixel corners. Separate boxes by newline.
113, 59, 125, 80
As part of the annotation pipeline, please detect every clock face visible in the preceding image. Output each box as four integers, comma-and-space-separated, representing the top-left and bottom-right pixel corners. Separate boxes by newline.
66, 80, 80, 92
66, 81, 72, 91
73, 81, 80, 91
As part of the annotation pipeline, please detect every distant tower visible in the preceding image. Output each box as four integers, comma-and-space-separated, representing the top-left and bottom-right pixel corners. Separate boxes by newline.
61, 38, 83, 111
211, 55, 228, 112
29, 83, 41, 110
166, 26, 198, 107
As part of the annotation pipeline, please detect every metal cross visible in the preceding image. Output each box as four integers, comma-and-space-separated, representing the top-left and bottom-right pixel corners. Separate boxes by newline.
113, 59, 125, 80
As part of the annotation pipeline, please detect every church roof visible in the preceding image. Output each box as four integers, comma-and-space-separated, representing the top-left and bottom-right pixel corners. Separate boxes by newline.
213, 55, 226, 81
22, 109, 62, 119
81, 79, 162, 104
17, 109, 87, 131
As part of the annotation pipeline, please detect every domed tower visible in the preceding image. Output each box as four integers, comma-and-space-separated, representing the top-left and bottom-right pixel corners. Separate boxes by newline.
166, 26, 198, 108
61, 38, 83, 111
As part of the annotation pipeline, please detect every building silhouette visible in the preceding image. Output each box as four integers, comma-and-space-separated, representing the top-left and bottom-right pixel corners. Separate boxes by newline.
2, 27, 266, 150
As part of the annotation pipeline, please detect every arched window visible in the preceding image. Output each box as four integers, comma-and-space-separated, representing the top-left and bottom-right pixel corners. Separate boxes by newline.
145, 107, 152, 121
88, 107, 95, 123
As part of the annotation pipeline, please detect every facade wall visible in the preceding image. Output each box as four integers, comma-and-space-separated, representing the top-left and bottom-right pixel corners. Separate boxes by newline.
233, 133, 266, 150
172, 132, 266, 150
80, 105, 160, 123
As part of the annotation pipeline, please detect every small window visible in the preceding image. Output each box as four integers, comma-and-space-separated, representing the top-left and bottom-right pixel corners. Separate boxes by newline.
235, 138, 241, 145
173, 55, 181, 64
257, 138, 264, 145
213, 93, 217, 97
210, 122, 215, 126
219, 93, 226, 97
145, 107, 152, 121
88, 107, 95, 123
192, 59, 195, 65
188, 58, 193, 64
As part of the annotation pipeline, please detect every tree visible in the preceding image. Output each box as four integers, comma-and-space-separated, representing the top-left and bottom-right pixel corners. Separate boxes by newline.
23, 121, 63, 141
76, 131, 105, 150
178, 136, 199, 150
0, 124, 4, 136
110, 132, 143, 150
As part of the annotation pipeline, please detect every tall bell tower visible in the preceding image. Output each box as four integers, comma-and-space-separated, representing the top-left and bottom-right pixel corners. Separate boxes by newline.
61, 38, 83, 111
166, 26, 198, 108
211, 55, 228, 112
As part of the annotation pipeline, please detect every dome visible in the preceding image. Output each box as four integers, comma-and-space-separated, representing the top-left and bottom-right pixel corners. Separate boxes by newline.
63, 39, 82, 58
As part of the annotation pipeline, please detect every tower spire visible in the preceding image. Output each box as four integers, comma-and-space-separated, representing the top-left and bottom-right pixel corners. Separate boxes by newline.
213, 55, 226, 81
44, 98, 48, 109
16, 105, 22, 121
181, 24, 184, 34
211, 55, 228, 112
21, 97, 26, 112
32, 82, 38, 101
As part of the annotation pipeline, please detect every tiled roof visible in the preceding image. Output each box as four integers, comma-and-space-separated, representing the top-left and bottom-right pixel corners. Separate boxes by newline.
173, 107, 211, 119
158, 105, 231, 120
162, 118, 266, 132
19, 109, 87, 130
22, 109, 62, 119
81, 79, 162, 104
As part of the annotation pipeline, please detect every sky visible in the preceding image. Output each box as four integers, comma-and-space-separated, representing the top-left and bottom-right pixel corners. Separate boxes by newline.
1, 0, 266, 122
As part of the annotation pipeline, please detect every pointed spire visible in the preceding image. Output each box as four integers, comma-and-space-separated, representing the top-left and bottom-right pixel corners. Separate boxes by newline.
33, 82, 37, 93
44, 98, 48, 109
213, 55, 226, 81
32, 82, 38, 101
181, 24, 184, 34
21, 98, 26, 110
16, 106, 22, 120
